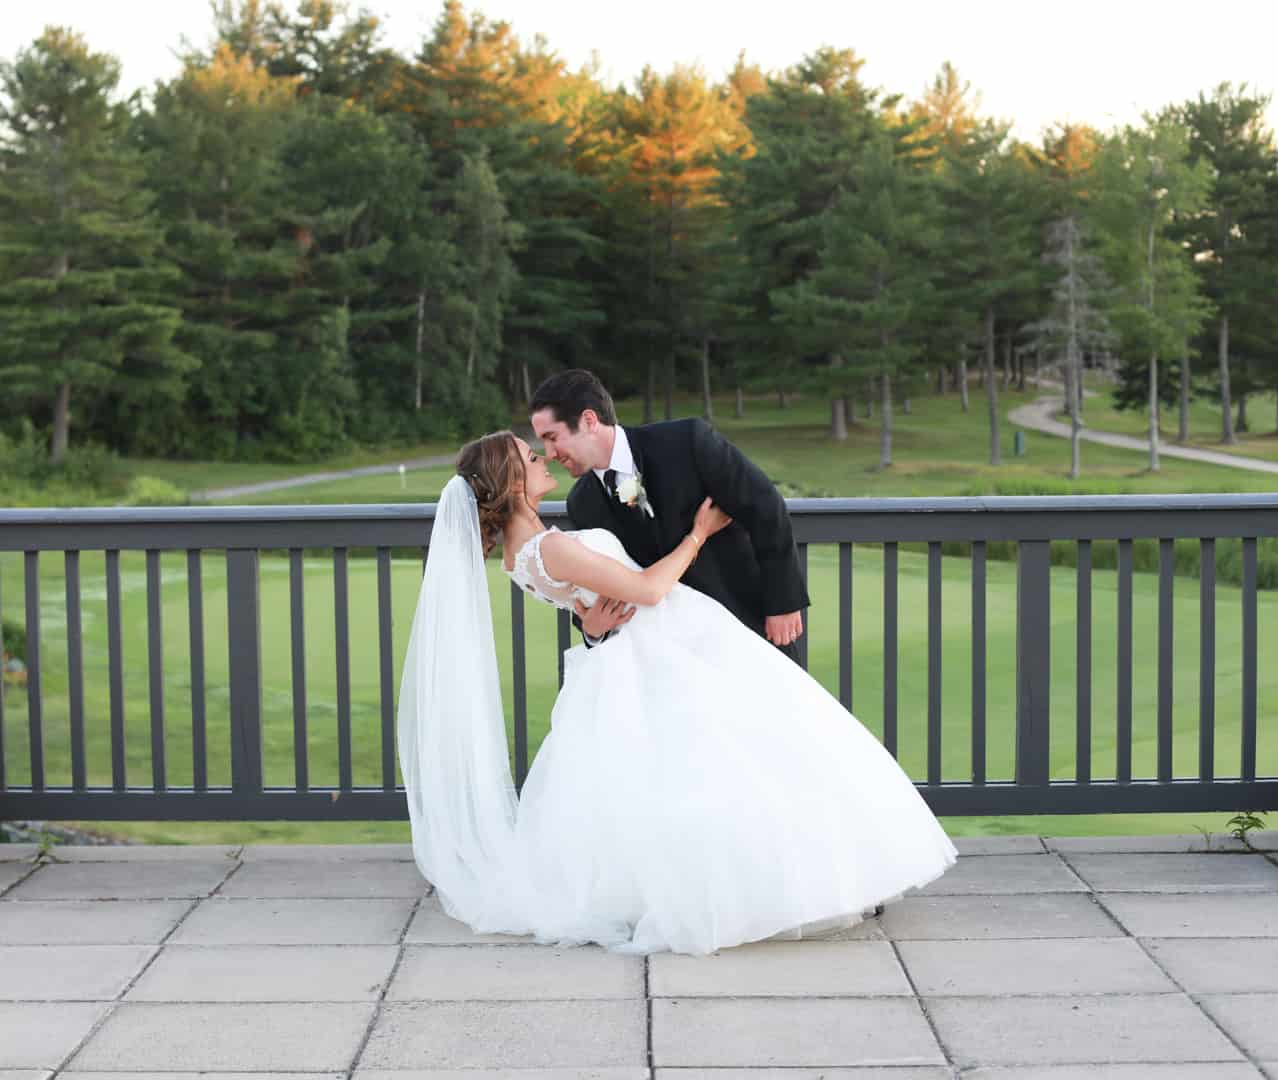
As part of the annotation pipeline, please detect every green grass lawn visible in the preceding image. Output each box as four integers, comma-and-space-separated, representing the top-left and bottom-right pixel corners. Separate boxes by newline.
91, 383, 1278, 509
2, 539, 1274, 844
691, 387, 1278, 497
3, 385, 1276, 844
125, 440, 456, 497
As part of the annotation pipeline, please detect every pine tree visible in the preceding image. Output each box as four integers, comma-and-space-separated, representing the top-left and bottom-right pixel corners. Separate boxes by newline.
1024, 216, 1114, 476
772, 126, 939, 462
718, 48, 880, 436
452, 147, 522, 428
1178, 84, 1275, 444
136, 45, 302, 457
403, 2, 604, 409
0, 29, 190, 462
942, 122, 1043, 464
1094, 112, 1213, 470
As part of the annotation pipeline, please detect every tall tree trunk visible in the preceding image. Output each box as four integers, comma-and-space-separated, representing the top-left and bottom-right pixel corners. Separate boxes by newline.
984, 306, 1001, 465
1001, 332, 1012, 389
830, 397, 848, 440
413, 290, 425, 410
700, 337, 713, 422
1148, 354, 1160, 471
879, 369, 893, 468
1236, 392, 1249, 433
51, 380, 71, 465
521, 360, 532, 405
51, 248, 71, 462
902, 397, 911, 415
735, 385, 744, 419
829, 353, 847, 440
1178, 355, 1190, 443
1069, 344, 1082, 479
1145, 219, 1159, 471
957, 349, 969, 412
1219, 315, 1236, 443
643, 357, 655, 423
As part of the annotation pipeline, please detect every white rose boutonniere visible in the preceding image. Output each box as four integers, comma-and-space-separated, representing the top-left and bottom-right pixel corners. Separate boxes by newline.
616, 472, 655, 518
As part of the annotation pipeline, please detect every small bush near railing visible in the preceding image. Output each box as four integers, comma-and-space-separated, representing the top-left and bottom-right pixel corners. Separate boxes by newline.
123, 476, 188, 507
1, 618, 24, 664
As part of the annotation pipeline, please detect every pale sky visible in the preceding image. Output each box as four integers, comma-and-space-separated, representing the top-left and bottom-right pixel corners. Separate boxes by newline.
3, 0, 1277, 143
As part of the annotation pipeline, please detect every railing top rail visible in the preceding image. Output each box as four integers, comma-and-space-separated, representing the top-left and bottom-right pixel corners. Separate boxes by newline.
4, 491, 1278, 528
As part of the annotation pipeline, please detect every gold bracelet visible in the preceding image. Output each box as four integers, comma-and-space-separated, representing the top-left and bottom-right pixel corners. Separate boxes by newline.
688, 532, 703, 549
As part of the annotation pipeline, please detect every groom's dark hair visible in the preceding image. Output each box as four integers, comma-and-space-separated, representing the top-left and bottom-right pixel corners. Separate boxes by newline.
530, 369, 617, 430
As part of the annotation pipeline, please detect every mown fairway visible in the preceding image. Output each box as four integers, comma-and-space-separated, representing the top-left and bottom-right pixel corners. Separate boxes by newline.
2, 540, 1273, 843
4, 387, 1276, 842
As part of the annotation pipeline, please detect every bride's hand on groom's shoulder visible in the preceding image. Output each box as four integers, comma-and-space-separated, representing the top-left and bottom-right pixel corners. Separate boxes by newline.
577, 596, 635, 639
693, 497, 733, 541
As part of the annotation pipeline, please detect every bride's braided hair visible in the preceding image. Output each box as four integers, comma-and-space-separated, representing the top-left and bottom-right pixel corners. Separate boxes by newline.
456, 431, 525, 558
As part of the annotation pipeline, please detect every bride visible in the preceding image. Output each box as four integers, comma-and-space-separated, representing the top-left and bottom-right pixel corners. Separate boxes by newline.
397, 430, 957, 956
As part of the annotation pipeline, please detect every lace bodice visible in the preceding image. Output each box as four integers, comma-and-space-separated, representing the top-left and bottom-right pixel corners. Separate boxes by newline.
504, 528, 635, 613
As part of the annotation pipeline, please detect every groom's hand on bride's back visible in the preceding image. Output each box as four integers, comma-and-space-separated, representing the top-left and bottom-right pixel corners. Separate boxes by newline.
577, 596, 635, 639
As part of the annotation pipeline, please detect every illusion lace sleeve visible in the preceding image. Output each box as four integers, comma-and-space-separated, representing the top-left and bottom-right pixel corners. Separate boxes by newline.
507, 529, 581, 612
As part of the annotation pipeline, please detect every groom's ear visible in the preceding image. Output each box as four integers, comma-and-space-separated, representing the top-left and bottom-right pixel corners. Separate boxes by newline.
579, 408, 599, 432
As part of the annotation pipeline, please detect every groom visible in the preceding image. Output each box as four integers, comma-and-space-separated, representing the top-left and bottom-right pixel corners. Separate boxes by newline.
529, 369, 808, 657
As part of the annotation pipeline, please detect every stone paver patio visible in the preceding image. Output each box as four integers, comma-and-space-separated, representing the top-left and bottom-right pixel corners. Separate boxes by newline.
1, 833, 1276, 1078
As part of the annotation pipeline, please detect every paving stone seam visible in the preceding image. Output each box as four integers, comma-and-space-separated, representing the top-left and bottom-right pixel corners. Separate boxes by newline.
41, 845, 247, 863
343, 891, 423, 1079
0, 858, 41, 898
643, 953, 654, 1078
1050, 850, 1108, 893
1077, 890, 1133, 939
208, 856, 248, 898
887, 937, 955, 1071
950, 842, 1048, 856
42, 891, 200, 1077
1127, 916, 1275, 1076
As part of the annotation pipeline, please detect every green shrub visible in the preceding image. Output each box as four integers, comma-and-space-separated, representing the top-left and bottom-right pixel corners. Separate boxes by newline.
1, 618, 25, 663
123, 476, 188, 507
0, 422, 124, 492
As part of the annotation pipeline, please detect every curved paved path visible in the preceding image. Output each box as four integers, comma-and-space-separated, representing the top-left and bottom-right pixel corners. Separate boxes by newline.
1009, 393, 1278, 476
192, 453, 456, 501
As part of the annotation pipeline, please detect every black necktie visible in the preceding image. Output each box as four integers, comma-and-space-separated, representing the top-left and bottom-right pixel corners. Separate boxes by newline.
603, 468, 619, 499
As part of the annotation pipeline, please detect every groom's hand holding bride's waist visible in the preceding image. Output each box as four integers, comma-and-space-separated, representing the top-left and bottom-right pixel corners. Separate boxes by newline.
577, 596, 635, 639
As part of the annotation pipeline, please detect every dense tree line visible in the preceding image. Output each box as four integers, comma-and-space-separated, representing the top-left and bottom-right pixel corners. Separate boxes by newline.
1, 1, 1276, 467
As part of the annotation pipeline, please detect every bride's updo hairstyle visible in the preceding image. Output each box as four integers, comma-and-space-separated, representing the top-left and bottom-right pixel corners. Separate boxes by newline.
456, 431, 525, 558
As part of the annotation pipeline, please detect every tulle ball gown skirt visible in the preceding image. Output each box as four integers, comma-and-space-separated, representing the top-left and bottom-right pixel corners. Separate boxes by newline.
475, 582, 957, 956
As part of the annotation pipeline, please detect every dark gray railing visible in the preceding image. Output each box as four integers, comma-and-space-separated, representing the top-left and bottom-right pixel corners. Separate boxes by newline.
1, 494, 1275, 822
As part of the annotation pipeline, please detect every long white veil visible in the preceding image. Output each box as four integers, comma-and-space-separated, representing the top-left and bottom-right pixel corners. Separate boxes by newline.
397, 474, 519, 922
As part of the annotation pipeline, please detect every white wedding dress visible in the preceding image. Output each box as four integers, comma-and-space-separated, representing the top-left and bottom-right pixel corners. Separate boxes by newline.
432, 525, 956, 955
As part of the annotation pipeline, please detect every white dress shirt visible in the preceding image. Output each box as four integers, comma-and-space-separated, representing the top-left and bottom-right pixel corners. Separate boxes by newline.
593, 426, 636, 494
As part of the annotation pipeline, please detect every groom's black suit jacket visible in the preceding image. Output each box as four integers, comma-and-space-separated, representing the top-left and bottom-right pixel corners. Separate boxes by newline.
565, 419, 810, 652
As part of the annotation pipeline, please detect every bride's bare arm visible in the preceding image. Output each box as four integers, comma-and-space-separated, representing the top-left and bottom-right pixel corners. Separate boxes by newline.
540, 498, 731, 607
